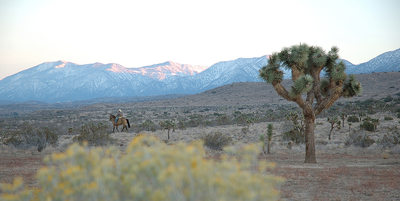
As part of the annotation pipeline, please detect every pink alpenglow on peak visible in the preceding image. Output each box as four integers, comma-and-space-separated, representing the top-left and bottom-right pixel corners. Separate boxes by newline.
54, 60, 70, 68
106, 61, 208, 80
106, 63, 135, 73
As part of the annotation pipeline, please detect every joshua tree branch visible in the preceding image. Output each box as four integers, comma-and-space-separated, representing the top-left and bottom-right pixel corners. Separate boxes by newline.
314, 86, 343, 115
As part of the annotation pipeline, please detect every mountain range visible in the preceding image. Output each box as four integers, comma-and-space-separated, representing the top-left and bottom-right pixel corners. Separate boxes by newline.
0, 48, 399, 103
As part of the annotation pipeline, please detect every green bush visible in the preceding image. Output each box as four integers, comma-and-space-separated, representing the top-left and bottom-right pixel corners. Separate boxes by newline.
384, 116, 394, 121
202, 132, 232, 150
347, 115, 360, 122
73, 122, 114, 146
360, 121, 375, 131
1, 135, 283, 201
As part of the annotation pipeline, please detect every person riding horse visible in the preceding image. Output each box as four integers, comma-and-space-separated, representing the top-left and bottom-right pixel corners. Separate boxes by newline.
115, 109, 123, 124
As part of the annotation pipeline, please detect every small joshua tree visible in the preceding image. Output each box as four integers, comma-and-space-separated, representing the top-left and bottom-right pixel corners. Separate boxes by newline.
283, 111, 305, 144
159, 120, 176, 140
340, 113, 347, 128
267, 124, 273, 154
327, 116, 340, 140
260, 44, 362, 163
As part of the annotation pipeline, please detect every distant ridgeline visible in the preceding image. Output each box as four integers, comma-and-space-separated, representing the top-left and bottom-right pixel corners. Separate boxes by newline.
0, 48, 399, 103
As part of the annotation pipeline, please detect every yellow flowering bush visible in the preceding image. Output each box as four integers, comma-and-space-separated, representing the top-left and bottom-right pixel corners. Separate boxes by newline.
1, 135, 283, 201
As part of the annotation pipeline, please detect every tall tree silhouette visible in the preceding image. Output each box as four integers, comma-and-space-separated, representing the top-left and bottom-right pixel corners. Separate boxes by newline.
260, 44, 362, 163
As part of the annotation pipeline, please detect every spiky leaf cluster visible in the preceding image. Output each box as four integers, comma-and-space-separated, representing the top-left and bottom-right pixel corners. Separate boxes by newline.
259, 54, 283, 83
289, 74, 314, 98
343, 75, 362, 97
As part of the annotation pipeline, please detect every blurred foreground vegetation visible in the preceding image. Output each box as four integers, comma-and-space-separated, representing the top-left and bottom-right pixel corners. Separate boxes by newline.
1, 135, 283, 201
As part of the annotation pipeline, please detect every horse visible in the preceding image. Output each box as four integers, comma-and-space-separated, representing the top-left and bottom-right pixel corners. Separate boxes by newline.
109, 114, 130, 132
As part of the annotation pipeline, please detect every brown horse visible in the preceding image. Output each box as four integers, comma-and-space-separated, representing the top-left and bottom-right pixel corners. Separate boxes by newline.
109, 114, 130, 132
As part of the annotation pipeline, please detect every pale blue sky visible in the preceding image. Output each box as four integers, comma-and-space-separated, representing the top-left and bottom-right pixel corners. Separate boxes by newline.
1, 0, 399, 79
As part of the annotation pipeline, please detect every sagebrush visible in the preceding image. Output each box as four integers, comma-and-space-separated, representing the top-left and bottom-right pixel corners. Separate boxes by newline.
1, 135, 283, 201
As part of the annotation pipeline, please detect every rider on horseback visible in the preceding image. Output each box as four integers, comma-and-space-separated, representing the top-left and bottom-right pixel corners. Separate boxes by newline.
115, 109, 123, 124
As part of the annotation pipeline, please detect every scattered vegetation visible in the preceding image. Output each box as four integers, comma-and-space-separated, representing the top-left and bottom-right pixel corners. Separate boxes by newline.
0, 135, 282, 201
1, 123, 58, 152
72, 122, 114, 146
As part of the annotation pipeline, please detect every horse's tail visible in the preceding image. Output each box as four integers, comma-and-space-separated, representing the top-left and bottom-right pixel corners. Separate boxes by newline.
126, 119, 130, 128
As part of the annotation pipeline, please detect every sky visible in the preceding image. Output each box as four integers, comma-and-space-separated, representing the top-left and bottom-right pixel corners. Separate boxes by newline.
0, 0, 399, 79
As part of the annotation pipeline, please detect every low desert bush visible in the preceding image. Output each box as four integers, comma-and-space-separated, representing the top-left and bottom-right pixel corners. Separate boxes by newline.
384, 116, 394, 121
345, 132, 375, 147
72, 122, 114, 146
202, 132, 232, 150
377, 130, 400, 148
347, 115, 360, 123
1, 135, 283, 201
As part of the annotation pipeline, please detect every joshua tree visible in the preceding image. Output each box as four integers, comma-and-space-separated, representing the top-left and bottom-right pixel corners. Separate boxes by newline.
159, 120, 176, 140
259, 44, 362, 163
327, 116, 340, 140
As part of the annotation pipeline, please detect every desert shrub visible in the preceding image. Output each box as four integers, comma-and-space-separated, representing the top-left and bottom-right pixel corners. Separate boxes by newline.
360, 121, 375, 131
345, 132, 375, 147
202, 132, 232, 150
360, 117, 379, 132
347, 115, 360, 122
0, 135, 282, 201
72, 122, 113, 146
384, 116, 394, 121
1, 123, 58, 151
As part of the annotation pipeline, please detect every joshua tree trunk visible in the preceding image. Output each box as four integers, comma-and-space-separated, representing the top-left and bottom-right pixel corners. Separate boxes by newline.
304, 112, 316, 163
267, 140, 271, 154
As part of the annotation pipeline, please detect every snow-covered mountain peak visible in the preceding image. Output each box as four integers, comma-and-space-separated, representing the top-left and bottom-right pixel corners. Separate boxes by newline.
129, 61, 209, 80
